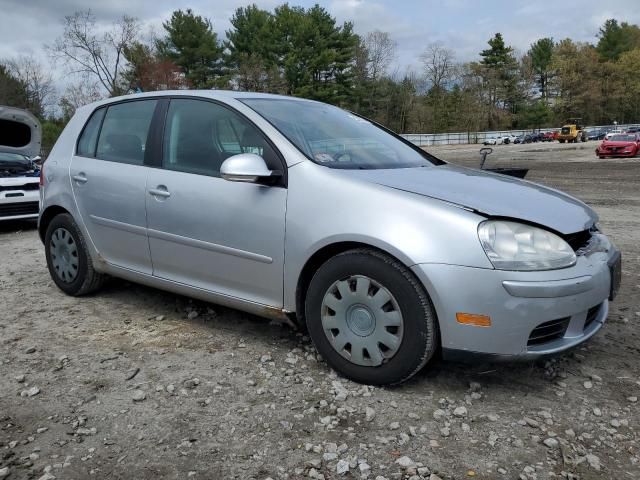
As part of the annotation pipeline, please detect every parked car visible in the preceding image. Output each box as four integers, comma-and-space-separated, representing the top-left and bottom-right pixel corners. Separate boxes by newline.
0, 105, 42, 221
483, 136, 503, 145
541, 132, 555, 142
604, 129, 624, 140
501, 134, 518, 144
587, 129, 607, 141
595, 133, 640, 158
39, 91, 621, 385
625, 127, 640, 134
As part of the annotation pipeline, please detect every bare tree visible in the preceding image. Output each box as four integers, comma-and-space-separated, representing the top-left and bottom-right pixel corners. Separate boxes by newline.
59, 80, 103, 120
365, 31, 396, 81
420, 42, 455, 90
49, 10, 139, 96
5, 55, 55, 117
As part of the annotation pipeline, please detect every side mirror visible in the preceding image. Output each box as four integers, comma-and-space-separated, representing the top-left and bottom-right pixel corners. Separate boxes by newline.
31, 155, 42, 164
220, 153, 281, 184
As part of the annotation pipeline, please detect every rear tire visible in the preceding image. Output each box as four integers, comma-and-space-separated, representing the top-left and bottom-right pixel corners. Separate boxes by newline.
305, 249, 438, 385
45, 213, 105, 296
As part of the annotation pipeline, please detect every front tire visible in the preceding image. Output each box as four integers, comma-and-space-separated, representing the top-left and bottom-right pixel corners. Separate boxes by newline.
305, 249, 438, 385
45, 213, 105, 296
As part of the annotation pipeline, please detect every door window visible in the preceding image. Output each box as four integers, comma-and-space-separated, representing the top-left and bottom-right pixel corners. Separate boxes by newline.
96, 100, 157, 165
163, 99, 280, 177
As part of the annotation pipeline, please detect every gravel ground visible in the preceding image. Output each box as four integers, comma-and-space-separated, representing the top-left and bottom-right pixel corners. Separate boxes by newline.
1, 141, 639, 480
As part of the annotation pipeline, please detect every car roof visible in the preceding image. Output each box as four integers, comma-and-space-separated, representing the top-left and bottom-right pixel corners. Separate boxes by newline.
78, 90, 313, 114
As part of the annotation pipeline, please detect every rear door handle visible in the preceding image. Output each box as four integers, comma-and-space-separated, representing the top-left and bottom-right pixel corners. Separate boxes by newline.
72, 173, 88, 184
148, 187, 171, 198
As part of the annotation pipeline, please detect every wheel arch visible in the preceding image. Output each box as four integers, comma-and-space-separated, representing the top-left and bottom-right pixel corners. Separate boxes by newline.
39, 205, 71, 243
294, 240, 423, 327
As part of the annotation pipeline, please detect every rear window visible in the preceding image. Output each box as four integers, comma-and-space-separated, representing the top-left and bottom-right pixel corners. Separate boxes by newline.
95, 100, 157, 165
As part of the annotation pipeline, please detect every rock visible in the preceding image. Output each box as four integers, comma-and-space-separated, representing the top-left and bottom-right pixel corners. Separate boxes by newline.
15, 374, 25, 383
453, 406, 468, 417
440, 427, 450, 437
323, 452, 337, 461
37, 473, 56, 480
184, 378, 200, 389
583, 381, 593, 389
260, 354, 272, 363
21, 386, 40, 397
166, 384, 175, 394
433, 409, 446, 420
590, 374, 602, 382
543, 437, 559, 449
396, 456, 415, 469
497, 467, 507, 474
487, 413, 499, 422
336, 459, 349, 474
627, 396, 638, 403
132, 390, 146, 402
365, 407, 376, 422
610, 419, 621, 428
25, 346, 37, 354
389, 421, 400, 430
592, 407, 602, 417
76, 427, 96, 436
0, 467, 9, 479
586, 453, 601, 471
524, 417, 539, 428
359, 462, 371, 473
37, 427, 48, 434
429, 474, 443, 480
187, 310, 198, 319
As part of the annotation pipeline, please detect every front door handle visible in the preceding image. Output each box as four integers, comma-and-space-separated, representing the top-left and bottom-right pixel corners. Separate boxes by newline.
148, 186, 171, 198
72, 173, 88, 184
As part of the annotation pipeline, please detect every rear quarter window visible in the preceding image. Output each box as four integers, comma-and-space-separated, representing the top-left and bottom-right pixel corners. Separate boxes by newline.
76, 108, 106, 157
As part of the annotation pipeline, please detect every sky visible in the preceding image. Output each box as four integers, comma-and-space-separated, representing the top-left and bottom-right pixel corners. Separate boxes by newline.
1, 0, 640, 98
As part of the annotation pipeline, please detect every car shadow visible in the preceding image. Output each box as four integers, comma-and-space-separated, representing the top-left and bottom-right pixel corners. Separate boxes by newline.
0, 219, 38, 234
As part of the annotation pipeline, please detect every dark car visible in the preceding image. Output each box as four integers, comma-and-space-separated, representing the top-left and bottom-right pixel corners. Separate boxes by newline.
587, 129, 607, 141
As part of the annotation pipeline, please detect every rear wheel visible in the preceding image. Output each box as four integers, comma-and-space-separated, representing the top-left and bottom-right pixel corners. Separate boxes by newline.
305, 249, 438, 385
45, 213, 105, 296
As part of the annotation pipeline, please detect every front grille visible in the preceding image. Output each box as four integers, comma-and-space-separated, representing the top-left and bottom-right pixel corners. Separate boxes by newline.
0, 201, 39, 218
0, 182, 39, 192
584, 304, 602, 330
563, 229, 592, 252
527, 317, 570, 346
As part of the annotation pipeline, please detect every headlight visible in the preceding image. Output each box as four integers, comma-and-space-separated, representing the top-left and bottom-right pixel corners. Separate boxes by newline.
478, 220, 576, 271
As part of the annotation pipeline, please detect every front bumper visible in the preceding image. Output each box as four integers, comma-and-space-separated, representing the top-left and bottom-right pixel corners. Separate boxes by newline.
0, 189, 40, 221
412, 235, 619, 360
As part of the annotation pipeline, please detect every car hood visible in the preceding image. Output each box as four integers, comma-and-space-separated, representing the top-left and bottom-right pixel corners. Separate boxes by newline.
341, 164, 597, 234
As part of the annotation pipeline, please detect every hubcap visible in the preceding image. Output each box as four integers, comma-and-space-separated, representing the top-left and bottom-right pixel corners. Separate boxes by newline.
50, 227, 79, 283
321, 275, 404, 367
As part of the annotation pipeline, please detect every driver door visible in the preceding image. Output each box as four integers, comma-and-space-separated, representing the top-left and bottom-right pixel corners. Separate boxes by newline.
145, 98, 287, 307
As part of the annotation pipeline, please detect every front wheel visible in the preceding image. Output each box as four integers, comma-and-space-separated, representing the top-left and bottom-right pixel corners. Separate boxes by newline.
305, 249, 438, 385
45, 213, 105, 296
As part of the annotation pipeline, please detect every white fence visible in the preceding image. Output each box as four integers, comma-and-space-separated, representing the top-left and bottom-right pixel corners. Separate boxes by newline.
401, 124, 640, 146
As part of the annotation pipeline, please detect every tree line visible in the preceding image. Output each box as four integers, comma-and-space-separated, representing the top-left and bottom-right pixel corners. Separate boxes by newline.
2, 6, 640, 152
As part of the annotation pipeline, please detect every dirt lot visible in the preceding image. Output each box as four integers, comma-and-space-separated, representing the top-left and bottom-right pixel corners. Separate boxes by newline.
1, 142, 639, 480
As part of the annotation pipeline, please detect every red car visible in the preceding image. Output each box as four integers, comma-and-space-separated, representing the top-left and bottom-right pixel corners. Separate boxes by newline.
595, 133, 640, 158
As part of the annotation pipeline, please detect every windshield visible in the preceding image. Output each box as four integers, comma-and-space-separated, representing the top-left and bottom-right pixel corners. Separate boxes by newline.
0, 152, 29, 163
240, 98, 436, 169
608, 134, 636, 141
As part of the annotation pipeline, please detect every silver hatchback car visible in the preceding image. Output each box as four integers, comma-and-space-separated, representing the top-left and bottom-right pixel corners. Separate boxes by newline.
39, 91, 621, 385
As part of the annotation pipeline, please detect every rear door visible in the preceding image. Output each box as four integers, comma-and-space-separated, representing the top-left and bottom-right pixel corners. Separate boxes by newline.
69, 99, 158, 274
145, 98, 287, 307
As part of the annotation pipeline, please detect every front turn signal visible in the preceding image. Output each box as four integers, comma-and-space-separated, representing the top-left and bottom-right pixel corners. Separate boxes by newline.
456, 312, 491, 327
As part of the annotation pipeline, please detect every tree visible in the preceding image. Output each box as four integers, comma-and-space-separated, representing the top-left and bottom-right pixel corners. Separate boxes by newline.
5, 56, 55, 117
364, 30, 396, 82
527, 38, 555, 100
157, 9, 223, 88
596, 19, 640, 61
50, 10, 139, 96
478, 33, 520, 127
59, 80, 102, 121
420, 42, 455, 90
0, 63, 29, 110
123, 42, 189, 92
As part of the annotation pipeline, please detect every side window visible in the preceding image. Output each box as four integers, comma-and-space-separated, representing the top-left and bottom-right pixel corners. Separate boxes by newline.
96, 100, 157, 165
76, 107, 105, 157
163, 99, 281, 177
